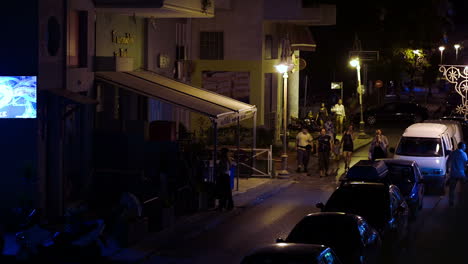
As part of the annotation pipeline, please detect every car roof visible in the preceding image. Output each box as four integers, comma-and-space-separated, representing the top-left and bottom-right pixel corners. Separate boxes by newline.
345, 160, 388, 181
244, 243, 328, 257
402, 123, 447, 137
382, 159, 416, 167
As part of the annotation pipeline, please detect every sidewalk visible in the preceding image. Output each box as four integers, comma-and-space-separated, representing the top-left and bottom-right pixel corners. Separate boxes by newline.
107, 177, 294, 263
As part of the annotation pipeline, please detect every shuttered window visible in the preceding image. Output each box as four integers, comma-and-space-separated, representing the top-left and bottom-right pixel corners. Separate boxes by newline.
200, 32, 224, 60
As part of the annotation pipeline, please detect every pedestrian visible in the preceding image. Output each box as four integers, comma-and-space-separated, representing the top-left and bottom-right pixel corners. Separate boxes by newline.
315, 102, 329, 127
324, 116, 335, 139
331, 99, 346, 135
216, 148, 234, 211
332, 138, 341, 162
341, 125, 355, 171
447, 142, 468, 207
368, 129, 389, 161
296, 127, 313, 173
316, 128, 332, 177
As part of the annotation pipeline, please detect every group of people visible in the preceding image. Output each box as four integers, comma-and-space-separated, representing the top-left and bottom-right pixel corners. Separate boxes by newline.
296, 97, 391, 177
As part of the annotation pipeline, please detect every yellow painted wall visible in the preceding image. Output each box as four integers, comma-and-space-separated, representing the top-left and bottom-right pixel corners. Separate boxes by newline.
190, 59, 264, 131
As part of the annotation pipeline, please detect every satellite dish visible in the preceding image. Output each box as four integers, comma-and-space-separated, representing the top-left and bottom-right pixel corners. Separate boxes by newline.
299, 58, 307, 70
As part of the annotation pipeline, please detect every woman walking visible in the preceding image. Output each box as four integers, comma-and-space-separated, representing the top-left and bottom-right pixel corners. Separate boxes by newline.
341, 125, 355, 171
316, 102, 329, 127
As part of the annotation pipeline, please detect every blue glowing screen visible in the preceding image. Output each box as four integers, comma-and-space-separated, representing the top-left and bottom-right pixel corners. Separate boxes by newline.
0, 76, 37, 118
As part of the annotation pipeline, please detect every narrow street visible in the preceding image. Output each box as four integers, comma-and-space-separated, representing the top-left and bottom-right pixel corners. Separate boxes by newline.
140, 119, 468, 264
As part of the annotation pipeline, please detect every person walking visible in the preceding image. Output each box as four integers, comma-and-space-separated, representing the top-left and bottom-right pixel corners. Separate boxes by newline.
296, 127, 313, 173
324, 116, 335, 139
331, 99, 346, 135
341, 125, 355, 171
447, 142, 468, 207
315, 102, 329, 127
216, 148, 234, 211
317, 128, 332, 177
368, 129, 389, 161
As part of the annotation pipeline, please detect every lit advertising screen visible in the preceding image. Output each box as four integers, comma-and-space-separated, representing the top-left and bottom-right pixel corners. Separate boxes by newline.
0, 76, 37, 118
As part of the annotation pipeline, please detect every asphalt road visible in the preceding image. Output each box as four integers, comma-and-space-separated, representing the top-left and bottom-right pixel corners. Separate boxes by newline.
143, 121, 466, 264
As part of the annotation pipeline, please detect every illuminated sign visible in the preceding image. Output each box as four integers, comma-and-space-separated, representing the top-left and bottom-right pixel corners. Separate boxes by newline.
0, 76, 37, 118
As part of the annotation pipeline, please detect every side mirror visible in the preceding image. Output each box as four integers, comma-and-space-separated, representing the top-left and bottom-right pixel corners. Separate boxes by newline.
389, 147, 395, 154
276, 238, 285, 243
316, 202, 325, 210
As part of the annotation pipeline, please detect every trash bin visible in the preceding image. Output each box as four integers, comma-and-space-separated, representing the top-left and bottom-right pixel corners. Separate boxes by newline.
230, 165, 236, 190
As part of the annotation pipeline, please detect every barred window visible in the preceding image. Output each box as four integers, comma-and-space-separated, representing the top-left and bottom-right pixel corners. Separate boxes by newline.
200, 32, 224, 60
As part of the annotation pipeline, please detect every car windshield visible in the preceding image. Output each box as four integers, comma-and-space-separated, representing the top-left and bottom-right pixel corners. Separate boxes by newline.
385, 164, 415, 196
286, 216, 361, 256
396, 137, 442, 157
323, 186, 389, 230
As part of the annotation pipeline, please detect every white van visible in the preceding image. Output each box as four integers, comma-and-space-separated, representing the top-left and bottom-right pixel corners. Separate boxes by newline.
423, 119, 463, 146
393, 123, 453, 193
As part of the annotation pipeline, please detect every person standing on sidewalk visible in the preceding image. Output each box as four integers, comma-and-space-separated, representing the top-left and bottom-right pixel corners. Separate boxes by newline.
317, 128, 332, 177
447, 142, 468, 207
341, 125, 355, 171
331, 99, 346, 135
368, 129, 389, 161
216, 148, 234, 211
296, 127, 313, 173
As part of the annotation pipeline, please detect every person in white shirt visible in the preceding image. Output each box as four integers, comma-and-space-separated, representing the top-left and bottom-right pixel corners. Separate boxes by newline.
331, 99, 346, 135
296, 127, 313, 173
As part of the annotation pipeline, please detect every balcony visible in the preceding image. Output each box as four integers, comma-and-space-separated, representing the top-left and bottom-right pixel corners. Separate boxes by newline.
264, 0, 336, 26
95, 0, 214, 18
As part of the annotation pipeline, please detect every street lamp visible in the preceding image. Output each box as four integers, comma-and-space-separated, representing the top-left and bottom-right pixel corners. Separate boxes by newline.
349, 58, 367, 138
275, 63, 290, 175
439, 46, 445, 64
454, 44, 461, 61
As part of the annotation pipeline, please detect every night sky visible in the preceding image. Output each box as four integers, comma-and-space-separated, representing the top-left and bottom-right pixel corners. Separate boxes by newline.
302, 0, 468, 103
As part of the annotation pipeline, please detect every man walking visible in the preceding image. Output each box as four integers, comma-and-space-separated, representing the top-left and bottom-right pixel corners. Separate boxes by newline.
331, 99, 346, 134
296, 127, 313, 173
447, 142, 468, 207
317, 128, 332, 177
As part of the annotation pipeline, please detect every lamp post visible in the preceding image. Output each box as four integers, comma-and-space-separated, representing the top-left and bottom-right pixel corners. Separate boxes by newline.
275, 63, 289, 175
349, 58, 367, 138
454, 44, 461, 61
439, 46, 445, 64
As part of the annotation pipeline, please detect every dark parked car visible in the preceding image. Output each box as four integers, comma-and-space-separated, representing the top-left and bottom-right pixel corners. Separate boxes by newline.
316, 182, 409, 251
343, 160, 424, 218
353, 102, 429, 125
277, 212, 382, 264
240, 243, 343, 264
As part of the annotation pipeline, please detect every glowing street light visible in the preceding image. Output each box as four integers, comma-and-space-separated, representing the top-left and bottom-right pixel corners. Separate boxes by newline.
439, 46, 445, 64
276, 63, 290, 175
349, 58, 367, 138
454, 44, 461, 61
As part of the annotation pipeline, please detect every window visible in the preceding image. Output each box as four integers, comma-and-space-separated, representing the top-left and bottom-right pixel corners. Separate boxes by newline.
200, 32, 224, 60
396, 137, 442, 157
265, 35, 273, 59
68, 10, 88, 67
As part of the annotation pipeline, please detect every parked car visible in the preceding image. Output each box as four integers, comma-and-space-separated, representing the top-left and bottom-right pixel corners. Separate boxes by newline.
316, 182, 409, 252
439, 115, 468, 142
353, 102, 429, 126
343, 160, 424, 218
240, 243, 343, 264
393, 123, 453, 194
277, 212, 382, 264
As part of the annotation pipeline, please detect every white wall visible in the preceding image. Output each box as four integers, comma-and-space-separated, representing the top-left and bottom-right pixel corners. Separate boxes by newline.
190, 0, 264, 60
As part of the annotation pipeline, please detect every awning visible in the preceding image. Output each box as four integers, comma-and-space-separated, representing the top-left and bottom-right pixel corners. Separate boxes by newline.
95, 71, 256, 126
